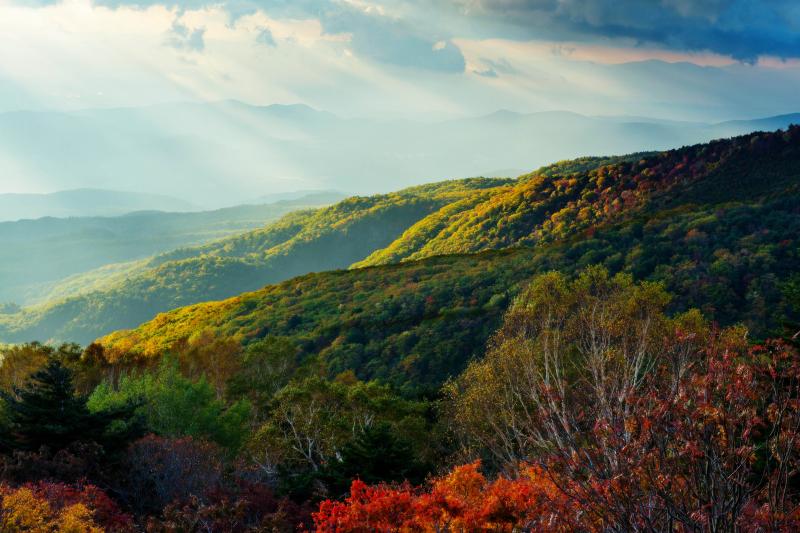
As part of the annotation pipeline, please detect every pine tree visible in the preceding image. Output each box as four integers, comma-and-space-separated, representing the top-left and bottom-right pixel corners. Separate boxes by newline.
324, 422, 425, 497
0, 359, 140, 453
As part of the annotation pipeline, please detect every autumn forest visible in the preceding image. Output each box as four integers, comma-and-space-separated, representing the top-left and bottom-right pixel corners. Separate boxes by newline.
0, 125, 798, 531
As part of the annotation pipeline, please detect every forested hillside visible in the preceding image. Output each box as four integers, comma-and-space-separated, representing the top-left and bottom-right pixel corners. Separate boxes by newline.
3, 127, 800, 531
99, 197, 800, 394
0, 192, 342, 306
5, 129, 799, 347
357, 128, 800, 266
99, 127, 800, 393
0, 179, 509, 344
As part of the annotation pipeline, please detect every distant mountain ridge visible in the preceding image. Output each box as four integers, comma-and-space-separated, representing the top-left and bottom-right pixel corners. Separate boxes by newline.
2, 101, 798, 206
1, 127, 799, 347
0, 188, 197, 222
0, 179, 507, 343
0, 192, 343, 306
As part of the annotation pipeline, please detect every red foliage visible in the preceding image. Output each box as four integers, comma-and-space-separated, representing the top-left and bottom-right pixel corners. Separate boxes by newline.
315, 337, 800, 532
31, 481, 133, 531
313, 462, 574, 532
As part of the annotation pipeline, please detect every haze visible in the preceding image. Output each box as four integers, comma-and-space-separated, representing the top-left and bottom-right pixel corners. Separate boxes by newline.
1, 0, 800, 206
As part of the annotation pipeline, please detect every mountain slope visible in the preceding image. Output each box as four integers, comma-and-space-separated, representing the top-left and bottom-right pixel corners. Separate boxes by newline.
0, 192, 342, 306
99, 197, 800, 394
0, 179, 509, 344
97, 128, 800, 393
356, 128, 800, 267
0, 188, 196, 222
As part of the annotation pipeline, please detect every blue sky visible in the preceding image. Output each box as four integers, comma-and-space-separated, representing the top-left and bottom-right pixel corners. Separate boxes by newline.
0, 0, 798, 120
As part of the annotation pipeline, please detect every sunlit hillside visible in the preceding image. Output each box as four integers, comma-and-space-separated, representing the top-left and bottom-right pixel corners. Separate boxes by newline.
0, 178, 509, 344
98, 128, 800, 393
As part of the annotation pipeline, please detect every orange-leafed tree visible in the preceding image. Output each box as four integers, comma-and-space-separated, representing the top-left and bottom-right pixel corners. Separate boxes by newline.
313, 461, 575, 532
318, 268, 800, 531
0, 481, 133, 532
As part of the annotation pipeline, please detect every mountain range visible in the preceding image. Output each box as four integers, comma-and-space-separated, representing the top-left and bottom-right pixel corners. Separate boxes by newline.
90, 127, 799, 393
3, 101, 799, 207
0, 188, 197, 222
0, 192, 342, 307
1, 127, 798, 363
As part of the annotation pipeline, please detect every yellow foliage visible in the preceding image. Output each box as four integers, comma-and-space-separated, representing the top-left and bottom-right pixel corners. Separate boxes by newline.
0, 488, 102, 533
1, 487, 51, 532
58, 503, 103, 533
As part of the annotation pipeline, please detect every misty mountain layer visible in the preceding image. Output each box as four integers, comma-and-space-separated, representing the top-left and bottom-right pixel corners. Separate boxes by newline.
3, 101, 799, 206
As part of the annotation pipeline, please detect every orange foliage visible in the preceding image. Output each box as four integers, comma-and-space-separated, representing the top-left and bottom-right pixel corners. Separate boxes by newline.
0, 482, 133, 532
313, 462, 575, 532
315, 337, 800, 532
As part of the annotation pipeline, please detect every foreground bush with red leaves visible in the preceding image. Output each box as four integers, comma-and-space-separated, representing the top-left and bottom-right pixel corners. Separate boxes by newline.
315, 335, 800, 532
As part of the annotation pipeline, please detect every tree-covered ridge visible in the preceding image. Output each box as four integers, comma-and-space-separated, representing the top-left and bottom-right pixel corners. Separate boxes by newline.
98, 127, 800, 387
4, 128, 799, 347
0, 178, 509, 345
99, 194, 800, 394
357, 127, 800, 267
4, 129, 800, 530
0, 194, 342, 307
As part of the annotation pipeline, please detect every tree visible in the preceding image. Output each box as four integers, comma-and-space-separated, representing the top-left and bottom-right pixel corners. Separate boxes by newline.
323, 422, 425, 498
175, 330, 243, 399
1, 359, 140, 455
150, 481, 310, 532
318, 337, 800, 532
0, 482, 132, 532
313, 461, 574, 532
88, 358, 251, 453
246, 376, 430, 498
0, 343, 50, 396
446, 266, 694, 468
226, 336, 298, 414
122, 435, 223, 515
444, 266, 800, 530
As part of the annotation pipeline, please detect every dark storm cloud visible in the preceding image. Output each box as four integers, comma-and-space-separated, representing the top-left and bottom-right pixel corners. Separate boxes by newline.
454, 0, 800, 61
61, 0, 800, 66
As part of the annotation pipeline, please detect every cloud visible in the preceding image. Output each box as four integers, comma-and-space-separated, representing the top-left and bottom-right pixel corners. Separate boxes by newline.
166, 19, 206, 51
256, 26, 276, 46
473, 67, 497, 77
451, 0, 800, 62
88, 0, 466, 71
314, 4, 467, 72
81, 0, 800, 66
0, 0, 798, 124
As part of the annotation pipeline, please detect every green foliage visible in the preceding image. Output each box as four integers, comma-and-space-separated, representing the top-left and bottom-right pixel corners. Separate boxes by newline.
6, 128, 800, 348
444, 266, 696, 467
226, 336, 299, 414
322, 422, 427, 497
246, 375, 431, 498
0, 195, 340, 307
100, 188, 800, 395
87, 358, 251, 453
358, 127, 800, 267
0, 178, 508, 345
0, 359, 140, 454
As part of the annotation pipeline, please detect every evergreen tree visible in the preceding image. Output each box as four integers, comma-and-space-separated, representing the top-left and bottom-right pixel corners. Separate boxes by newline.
324, 423, 425, 497
0, 359, 141, 454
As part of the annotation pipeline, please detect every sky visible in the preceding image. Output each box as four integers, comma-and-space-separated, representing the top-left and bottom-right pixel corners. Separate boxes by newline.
1, 0, 799, 121
1, 0, 800, 202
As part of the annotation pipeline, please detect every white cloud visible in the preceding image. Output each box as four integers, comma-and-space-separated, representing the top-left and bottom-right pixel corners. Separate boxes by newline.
0, 0, 797, 122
